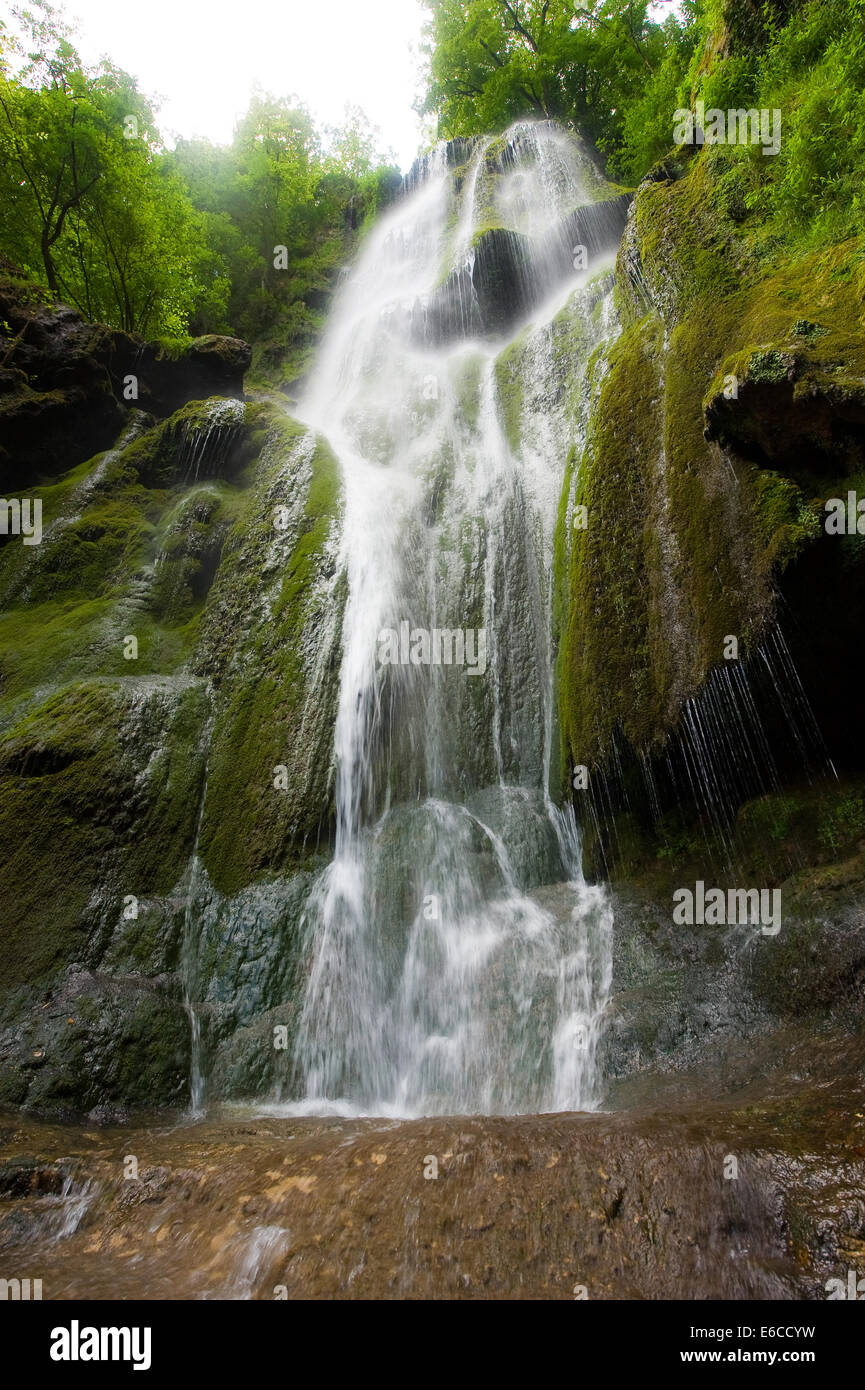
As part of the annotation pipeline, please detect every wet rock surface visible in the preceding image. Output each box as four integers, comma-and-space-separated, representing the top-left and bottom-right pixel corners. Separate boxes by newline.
0, 1030, 862, 1299
601, 868, 865, 1083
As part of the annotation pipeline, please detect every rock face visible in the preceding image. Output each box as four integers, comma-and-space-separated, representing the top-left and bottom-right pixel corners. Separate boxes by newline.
0, 112, 864, 1125
412, 130, 632, 346
602, 856, 865, 1089
0, 265, 251, 488
0, 679, 209, 1113
556, 142, 865, 868
0, 273, 343, 1115
704, 343, 865, 476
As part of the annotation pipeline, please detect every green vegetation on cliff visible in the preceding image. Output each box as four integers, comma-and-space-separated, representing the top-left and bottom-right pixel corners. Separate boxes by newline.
194, 417, 345, 894
422, 0, 865, 217
557, 0, 865, 794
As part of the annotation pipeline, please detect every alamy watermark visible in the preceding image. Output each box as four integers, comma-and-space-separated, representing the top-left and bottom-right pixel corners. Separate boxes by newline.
377, 621, 487, 677
1, 1276, 42, 1299
674, 101, 781, 157
825, 1268, 865, 1299
673, 882, 781, 935
825, 492, 865, 534
0, 498, 42, 545
50, 1322, 152, 1369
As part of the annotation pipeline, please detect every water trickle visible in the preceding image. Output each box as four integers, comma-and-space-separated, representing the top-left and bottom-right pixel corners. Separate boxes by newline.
181, 723, 214, 1118
585, 622, 835, 875
171, 398, 246, 485
285, 121, 624, 1118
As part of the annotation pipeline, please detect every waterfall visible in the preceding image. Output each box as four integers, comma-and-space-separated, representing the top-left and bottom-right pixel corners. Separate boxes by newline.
283, 121, 623, 1118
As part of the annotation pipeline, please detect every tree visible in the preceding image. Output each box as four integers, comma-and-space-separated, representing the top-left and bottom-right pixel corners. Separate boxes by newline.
0, 2, 205, 335
324, 105, 396, 179
0, 41, 104, 293
420, 0, 684, 170
1, 4, 400, 346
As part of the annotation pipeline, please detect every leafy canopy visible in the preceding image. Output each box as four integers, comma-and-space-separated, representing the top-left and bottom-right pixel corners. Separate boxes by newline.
419, 0, 696, 178
0, 2, 400, 344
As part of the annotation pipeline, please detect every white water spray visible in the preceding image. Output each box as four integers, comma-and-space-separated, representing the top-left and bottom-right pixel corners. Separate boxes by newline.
288, 122, 623, 1117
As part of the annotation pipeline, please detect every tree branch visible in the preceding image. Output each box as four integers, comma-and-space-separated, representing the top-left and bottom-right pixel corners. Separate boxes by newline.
0, 89, 48, 223
576, 7, 654, 73
479, 36, 506, 68
49, 172, 100, 247
497, 0, 540, 52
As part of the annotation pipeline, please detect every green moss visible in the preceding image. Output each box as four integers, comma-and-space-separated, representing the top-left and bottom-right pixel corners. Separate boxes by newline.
751, 472, 822, 571
153, 335, 192, 361
633, 155, 747, 321
194, 413, 344, 894
0, 679, 209, 993
559, 315, 665, 771
450, 350, 485, 432
817, 787, 865, 855
563, 140, 865, 807
0, 400, 270, 733
28, 501, 150, 602
493, 330, 528, 453
735, 781, 865, 867
121, 397, 251, 489
747, 349, 792, 383
790, 319, 827, 342
148, 486, 240, 626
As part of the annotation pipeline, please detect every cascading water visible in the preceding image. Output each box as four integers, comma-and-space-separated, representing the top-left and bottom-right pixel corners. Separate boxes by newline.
281, 121, 624, 1118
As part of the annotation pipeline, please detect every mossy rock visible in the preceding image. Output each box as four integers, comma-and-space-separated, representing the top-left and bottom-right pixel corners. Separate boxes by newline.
0, 264, 252, 487
0, 676, 209, 1112
561, 139, 865, 860
194, 413, 345, 894
0, 678, 210, 993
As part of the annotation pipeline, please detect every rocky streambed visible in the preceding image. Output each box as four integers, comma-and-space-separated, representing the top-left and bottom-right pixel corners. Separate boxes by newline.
2, 1028, 863, 1301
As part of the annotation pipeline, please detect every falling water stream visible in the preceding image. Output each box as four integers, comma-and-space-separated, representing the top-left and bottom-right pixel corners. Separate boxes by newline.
281, 123, 622, 1117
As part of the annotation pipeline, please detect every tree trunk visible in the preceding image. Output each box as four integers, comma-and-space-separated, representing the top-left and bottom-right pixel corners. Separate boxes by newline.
40, 231, 59, 294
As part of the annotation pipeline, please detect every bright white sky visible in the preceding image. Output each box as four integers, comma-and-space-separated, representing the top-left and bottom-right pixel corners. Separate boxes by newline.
59, 0, 430, 171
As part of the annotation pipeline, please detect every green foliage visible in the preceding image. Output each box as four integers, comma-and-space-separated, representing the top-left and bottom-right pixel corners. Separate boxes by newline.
0, 3, 203, 334
684, 0, 865, 249
421, 0, 697, 175
612, 10, 700, 182
1, 5, 400, 345
168, 101, 396, 346
818, 788, 865, 854
422, 0, 865, 230
735, 779, 865, 870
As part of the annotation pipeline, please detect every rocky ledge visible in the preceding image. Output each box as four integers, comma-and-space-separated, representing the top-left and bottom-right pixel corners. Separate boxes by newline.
0, 263, 251, 488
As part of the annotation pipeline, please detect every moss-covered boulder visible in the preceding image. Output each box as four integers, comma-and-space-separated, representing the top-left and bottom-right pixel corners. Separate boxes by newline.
0, 677, 210, 1111
0, 354, 345, 1111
